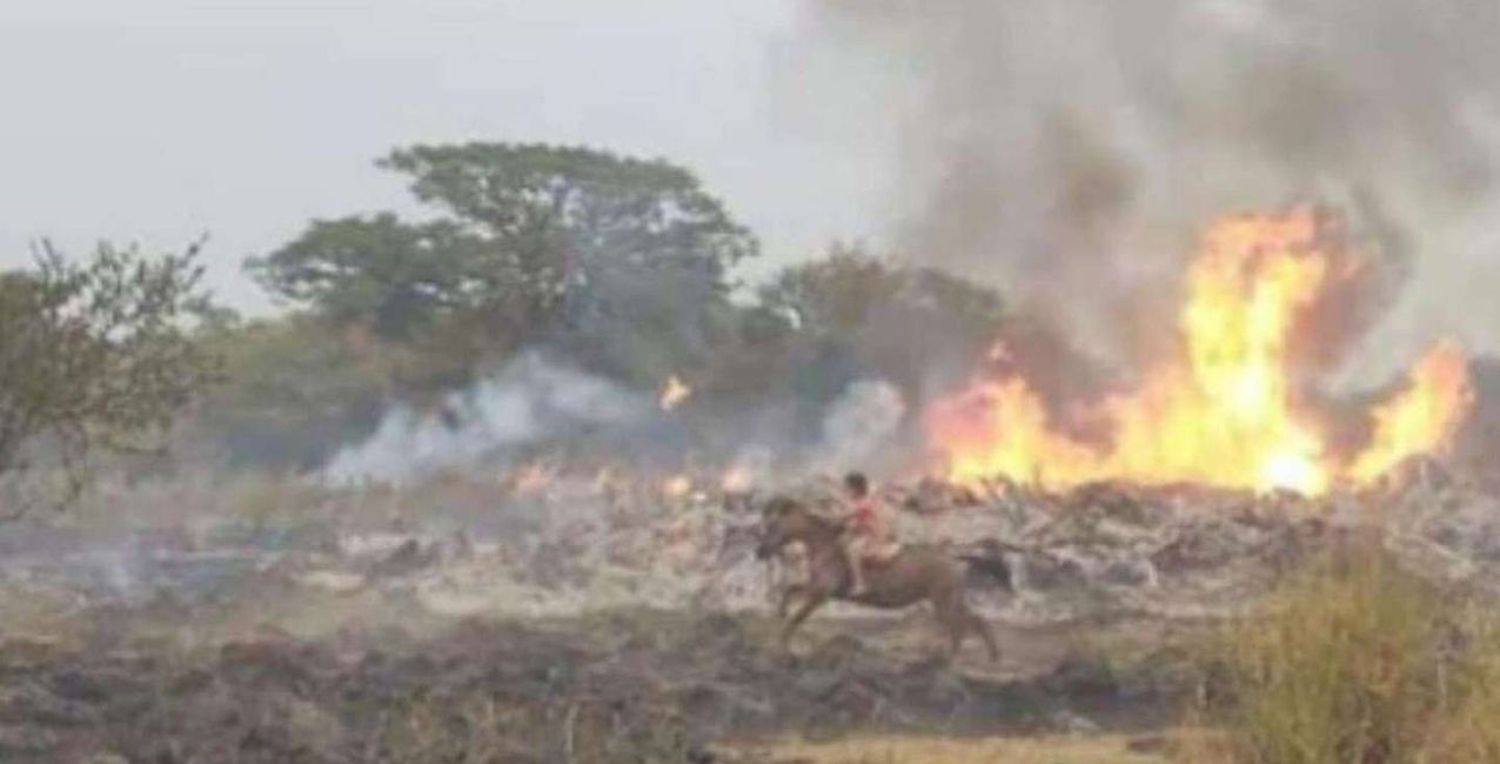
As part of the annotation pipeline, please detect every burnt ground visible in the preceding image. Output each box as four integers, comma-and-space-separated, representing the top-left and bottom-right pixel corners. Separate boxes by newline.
0, 608, 1197, 764
6, 466, 1493, 762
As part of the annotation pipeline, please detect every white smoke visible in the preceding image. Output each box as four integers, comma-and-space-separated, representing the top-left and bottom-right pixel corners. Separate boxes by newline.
813, 378, 908, 473
323, 352, 650, 485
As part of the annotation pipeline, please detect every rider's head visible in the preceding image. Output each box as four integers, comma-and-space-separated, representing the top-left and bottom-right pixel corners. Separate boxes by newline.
843, 471, 869, 498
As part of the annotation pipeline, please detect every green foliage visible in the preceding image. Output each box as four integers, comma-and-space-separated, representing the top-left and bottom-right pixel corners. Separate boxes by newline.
746, 245, 1006, 398
193, 316, 389, 471
382, 142, 756, 269
758, 245, 1004, 344
222, 145, 1018, 469
248, 143, 758, 389
248, 214, 484, 341
0, 241, 221, 510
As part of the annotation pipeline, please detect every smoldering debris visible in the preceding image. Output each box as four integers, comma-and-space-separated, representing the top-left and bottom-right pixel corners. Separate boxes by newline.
2, 467, 1500, 761
3, 460, 1500, 760
7, 461, 1500, 628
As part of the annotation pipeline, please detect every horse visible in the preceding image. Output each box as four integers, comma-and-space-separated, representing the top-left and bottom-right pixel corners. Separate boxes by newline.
754, 495, 1011, 661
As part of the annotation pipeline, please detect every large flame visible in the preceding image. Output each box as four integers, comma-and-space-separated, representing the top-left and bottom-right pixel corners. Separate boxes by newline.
928, 207, 1473, 495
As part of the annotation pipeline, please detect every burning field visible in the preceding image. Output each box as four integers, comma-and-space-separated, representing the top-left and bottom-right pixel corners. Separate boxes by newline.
4, 203, 1500, 762
8, 0, 1500, 756
4, 436, 1500, 761
8, 0, 1500, 758
5, 197, 1500, 763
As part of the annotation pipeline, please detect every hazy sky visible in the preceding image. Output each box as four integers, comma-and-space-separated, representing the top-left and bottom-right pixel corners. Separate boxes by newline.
0, 0, 886, 313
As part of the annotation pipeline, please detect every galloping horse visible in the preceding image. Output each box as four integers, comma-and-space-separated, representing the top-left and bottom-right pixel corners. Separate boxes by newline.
754, 495, 1010, 661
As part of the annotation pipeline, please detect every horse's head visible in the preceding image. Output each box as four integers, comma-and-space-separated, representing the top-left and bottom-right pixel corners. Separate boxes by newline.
755, 495, 815, 560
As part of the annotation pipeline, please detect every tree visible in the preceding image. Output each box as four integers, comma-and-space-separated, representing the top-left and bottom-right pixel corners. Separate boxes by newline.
247, 214, 482, 341
750, 245, 1008, 403
757, 245, 1006, 350
248, 143, 758, 387
0, 241, 222, 513
191, 316, 389, 471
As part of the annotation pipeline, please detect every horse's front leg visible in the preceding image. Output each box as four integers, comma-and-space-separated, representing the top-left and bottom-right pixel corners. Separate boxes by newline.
779, 589, 828, 652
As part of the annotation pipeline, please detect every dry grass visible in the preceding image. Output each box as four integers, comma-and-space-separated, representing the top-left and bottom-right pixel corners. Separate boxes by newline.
1200, 541, 1500, 764
1421, 609, 1500, 763
752, 733, 1177, 763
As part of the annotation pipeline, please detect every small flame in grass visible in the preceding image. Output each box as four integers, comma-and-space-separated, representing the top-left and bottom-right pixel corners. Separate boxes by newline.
659, 375, 693, 411
512, 461, 558, 495
721, 466, 753, 493
662, 474, 693, 499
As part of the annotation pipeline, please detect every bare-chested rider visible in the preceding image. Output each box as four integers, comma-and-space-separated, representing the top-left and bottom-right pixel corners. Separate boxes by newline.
839, 471, 889, 596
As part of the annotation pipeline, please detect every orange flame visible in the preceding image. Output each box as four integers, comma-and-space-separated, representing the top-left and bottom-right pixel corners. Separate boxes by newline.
512, 461, 558, 495
662, 474, 693, 499
721, 465, 753, 493
659, 375, 693, 411
1349, 341, 1474, 484
928, 207, 1472, 495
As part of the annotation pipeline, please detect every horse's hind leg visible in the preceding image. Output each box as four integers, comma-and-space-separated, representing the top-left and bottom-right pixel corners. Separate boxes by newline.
966, 607, 999, 663
935, 592, 999, 664
933, 592, 967, 661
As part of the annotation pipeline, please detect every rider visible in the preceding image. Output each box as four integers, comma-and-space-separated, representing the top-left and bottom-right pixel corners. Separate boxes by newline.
840, 471, 889, 596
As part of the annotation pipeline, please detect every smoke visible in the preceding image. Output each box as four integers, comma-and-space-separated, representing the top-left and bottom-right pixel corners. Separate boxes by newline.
812, 378, 907, 473
779, 0, 1500, 376
323, 352, 651, 485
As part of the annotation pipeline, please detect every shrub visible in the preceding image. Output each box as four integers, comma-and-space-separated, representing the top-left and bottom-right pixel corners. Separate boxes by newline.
1202, 541, 1500, 764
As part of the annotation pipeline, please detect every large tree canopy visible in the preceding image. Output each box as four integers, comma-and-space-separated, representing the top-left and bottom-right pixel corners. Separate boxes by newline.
248, 144, 758, 384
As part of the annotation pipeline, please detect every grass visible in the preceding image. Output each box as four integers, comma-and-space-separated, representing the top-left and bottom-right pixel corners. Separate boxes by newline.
752, 733, 1175, 764
1199, 540, 1500, 764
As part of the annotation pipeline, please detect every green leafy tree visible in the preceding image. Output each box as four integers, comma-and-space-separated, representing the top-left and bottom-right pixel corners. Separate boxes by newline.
248, 214, 482, 341
747, 245, 1007, 402
248, 143, 758, 388
0, 241, 222, 513
192, 316, 390, 471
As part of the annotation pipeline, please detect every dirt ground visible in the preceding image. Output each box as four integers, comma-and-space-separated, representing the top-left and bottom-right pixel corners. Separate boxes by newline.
0, 601, 1198, 763
4, 466, 1492, 761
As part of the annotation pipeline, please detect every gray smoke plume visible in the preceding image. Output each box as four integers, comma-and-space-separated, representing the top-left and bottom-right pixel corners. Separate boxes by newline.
323, 352, 651, 485
813, 378, 907, 473
778, 0, 1500, 377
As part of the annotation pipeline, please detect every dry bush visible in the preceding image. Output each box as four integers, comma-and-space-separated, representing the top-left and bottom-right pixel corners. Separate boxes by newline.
1200, 541, 1500, 764
1421, 610, 1500, 763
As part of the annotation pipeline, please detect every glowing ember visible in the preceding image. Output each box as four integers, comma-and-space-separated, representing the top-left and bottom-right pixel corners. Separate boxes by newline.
928, 207, 1473, 495
721, 465, 752, 493
662, 474, 693, 498
512, 461, 558, 495
659, 375, 693, 411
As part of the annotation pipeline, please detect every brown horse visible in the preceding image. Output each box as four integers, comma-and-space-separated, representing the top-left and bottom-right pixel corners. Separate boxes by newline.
754, 495, 1009, 661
